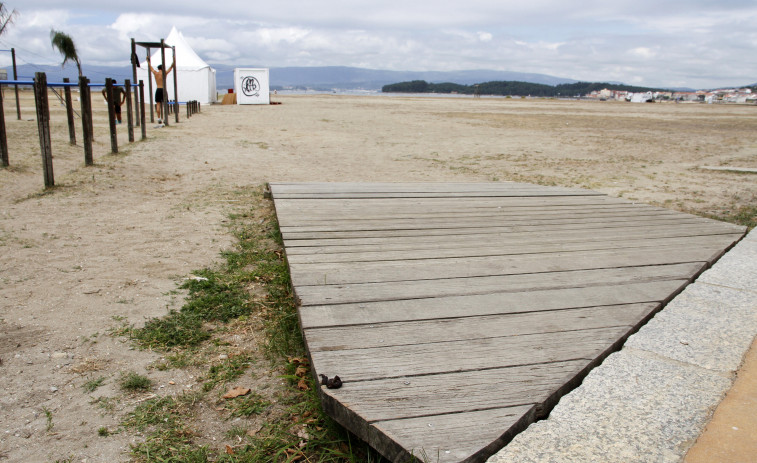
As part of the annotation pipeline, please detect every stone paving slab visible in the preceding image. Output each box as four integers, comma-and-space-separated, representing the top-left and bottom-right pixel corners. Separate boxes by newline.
488, 229, 757, 463
624, 284, 757, 372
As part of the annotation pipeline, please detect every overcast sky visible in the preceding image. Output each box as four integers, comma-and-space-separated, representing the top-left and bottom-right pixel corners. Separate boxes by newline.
2, 1, 756, 89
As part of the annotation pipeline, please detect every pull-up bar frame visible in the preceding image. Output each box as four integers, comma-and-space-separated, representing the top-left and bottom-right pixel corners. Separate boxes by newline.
132, 38, 179, 126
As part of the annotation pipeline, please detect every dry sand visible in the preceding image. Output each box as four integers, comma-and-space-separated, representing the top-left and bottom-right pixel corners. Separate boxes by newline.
1, 91, 756, 461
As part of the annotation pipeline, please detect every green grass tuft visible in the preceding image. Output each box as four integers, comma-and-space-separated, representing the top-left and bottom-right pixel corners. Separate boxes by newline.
203, 352, 254, 392
227, 392, 270, 417
119, 372, 152, 392
714, 204, 757, 229
82, 376, 106, 393
123, 393, 208, 462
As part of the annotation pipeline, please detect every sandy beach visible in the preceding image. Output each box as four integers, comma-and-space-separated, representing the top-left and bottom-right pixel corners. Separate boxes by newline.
1, 91, 756, 461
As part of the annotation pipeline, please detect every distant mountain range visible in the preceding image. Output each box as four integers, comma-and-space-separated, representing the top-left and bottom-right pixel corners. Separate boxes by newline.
13, 63, 579, 91
11, 63, 723, 92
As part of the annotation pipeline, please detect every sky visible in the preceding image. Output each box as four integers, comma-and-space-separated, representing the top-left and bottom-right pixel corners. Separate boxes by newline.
2, 1, 756, 89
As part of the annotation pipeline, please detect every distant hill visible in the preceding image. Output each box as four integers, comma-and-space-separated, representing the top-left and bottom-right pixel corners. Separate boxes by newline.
14, 64, 577, 91
382, 80, 674, 96
9, 63, 731, 93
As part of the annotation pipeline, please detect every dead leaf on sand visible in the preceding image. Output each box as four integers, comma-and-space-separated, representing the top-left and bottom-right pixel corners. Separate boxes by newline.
223, 387, 251, 399
297, 377, 309, 391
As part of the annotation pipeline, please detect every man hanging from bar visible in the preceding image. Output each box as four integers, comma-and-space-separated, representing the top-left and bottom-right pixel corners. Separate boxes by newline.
148, 61, 174, 125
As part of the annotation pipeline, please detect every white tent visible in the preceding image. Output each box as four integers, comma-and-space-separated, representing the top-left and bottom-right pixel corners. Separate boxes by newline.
137, 27, 217, 104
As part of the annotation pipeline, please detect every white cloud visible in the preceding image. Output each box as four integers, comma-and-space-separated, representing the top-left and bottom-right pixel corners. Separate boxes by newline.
3, 1, 757, 88
629, 47, 656, 59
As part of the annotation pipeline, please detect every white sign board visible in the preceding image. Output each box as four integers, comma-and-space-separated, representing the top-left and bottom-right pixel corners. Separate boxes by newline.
234, 68, 270, 105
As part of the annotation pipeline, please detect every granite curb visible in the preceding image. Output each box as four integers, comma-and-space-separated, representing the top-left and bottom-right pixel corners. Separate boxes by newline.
488, 228, 757, 463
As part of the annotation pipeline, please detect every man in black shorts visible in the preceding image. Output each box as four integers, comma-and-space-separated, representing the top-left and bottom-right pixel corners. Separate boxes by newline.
102, 79, 126, 124
149, 62, 174, 124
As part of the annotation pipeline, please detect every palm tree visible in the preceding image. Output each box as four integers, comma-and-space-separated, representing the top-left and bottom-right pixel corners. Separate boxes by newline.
50, 29, 82, 76
0, 3, 18, 37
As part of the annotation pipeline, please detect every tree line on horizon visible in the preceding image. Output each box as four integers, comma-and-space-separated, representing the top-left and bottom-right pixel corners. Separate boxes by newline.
381, 80, 669, 97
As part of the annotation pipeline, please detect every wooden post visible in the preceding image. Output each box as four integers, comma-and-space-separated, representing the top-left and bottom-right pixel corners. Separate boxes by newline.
105, 78, 118, 154
130, 38, 140, 127
125, 79, 134, 143
34, 72, 54, 188
160, 40, 169, 127
186, 99, 190, 119
146, 51, 154, 123
12, 48, 20, 120
63, 78, 76, 145
0, 85, 8, 167
139, 80, 146, 140
79, 76, 94, 166
172, 46, 179, 124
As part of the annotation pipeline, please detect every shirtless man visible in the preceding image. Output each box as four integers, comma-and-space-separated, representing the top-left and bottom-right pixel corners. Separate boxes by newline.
101, 79, 126, 124
149, 62, 174, 124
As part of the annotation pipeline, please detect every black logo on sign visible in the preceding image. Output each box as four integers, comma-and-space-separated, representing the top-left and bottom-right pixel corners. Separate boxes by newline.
241, 76, 260, 97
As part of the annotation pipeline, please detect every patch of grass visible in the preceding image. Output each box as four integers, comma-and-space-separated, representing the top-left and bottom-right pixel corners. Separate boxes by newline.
152, 349, 200, 371
707, 204, 757, 229
98, 426, 110, 437
107, 315, 131, 337
130, 310, 211, 348
82, 376, 106, 393
90, 396, 116, 414
203, 352, 253, 392
226, 392, 270, 417
225, 425, 248, 439
123, 393, 209, 462
119, 372, 152, 392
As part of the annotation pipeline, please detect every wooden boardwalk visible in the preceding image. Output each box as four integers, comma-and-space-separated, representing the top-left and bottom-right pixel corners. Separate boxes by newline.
269, 182, 746, 463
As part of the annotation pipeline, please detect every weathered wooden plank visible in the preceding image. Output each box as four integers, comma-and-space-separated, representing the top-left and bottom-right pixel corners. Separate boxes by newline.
280, 215, 721, 241
322, 361, 586, 422
271, 192, 628, 207
270, 181, 582, 192
289, 245, 722, 286
273, 192, 605, 199
371, 406, 535, 463
279, 209, 684, 233
272, 196, 636, 219
295, 263, 703, 306
282, 225, 743, 252
276, 205, 676, 226
305, 303, 657, 352
286, 233, 743, 264
270, 181, 601, 194
310, 326, 629, 382
298, 279, 688, 329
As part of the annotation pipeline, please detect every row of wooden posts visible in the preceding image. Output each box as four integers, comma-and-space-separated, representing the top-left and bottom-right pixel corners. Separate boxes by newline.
0, 72, 201, 188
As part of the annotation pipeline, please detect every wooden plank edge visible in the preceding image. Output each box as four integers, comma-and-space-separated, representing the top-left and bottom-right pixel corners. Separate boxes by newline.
319, 387, 539, 463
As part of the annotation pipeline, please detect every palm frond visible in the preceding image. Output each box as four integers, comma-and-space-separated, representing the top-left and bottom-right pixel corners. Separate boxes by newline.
50, 29, 83, 76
